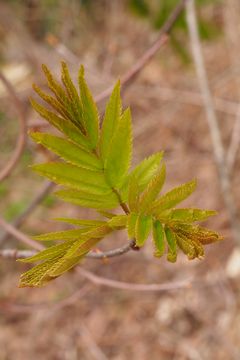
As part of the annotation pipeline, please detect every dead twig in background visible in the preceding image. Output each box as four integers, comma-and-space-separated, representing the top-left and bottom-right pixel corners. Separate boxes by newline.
227, 106, 240, 173
186, 0, 240, 243
0, 71, 27, 182
95, 0, 187, 103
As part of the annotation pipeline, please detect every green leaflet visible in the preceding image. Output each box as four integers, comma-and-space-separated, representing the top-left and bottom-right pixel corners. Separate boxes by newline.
61, 61, 84, 129
32, 162, 110, 195
150, 180, 197, 215
30, 99, 91, 150
78, 66, 99, 149
19, 241, 75, 263
32, 84, 75, 124
158, 208, 217, 223
104, 108, 132, 188
127, 212, 138, 238
128, 174, 140, 212
41, 64, 82, 130
135, 214, 152, 247
47, 255, 83, 278
33, 229, 89, 241
30, 132, 103, 171
100, 80, 121, 160
19, 257, 62, 287
56, 189, 119, 209
108, 215, 128, 228
165, 227, 177, 263
54, 218, 106, 227
153, 220, 165, 258
138, 163, 166, 213
130, 152, 164, 190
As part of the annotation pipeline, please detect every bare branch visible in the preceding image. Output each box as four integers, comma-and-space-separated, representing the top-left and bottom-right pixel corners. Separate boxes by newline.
227, 106, 240, 173
0, 71, 27, 181
95, 0, 187, 103
0, 217, 44, 251
77, 268, 191, 292
186, 0, 240, 243
0, 240, 136, 260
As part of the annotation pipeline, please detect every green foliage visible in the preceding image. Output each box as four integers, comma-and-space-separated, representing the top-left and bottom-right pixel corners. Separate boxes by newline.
19, 63, 222, 287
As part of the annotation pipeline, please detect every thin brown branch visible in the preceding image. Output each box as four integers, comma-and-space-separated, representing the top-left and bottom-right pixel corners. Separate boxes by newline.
77, 268, 191, 292
0, 71, 27, 181
0, 240, 136, 260
95, 0, 187, 103
0, 217, 44, 251
186, 0, 240, 243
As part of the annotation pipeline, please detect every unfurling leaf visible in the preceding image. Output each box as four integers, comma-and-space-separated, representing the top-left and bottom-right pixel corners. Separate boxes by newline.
20, 63, 222, 287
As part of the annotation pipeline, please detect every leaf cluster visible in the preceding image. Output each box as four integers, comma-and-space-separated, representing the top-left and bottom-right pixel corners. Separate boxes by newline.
19, 63, 222, 287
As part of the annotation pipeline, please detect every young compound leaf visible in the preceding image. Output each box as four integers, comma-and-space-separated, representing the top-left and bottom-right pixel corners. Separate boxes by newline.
153, 220, 165, 258
138, 163, 166, 213
32, 162, 110, 195
164, 227, 177, 263
78, 65, 99, 149
104, 108, 132, 188
150, 180, 197, 215
135, 214, 152, 247
30, 132, 103, 171
100, 80, 121, 160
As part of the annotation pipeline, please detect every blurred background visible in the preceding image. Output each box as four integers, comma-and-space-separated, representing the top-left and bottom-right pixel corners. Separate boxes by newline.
0, 0, 240, 359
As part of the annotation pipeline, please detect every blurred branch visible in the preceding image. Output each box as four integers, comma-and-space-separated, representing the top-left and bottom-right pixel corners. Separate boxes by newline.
95, 0, 187, 103
0, 217, 44, 251
224, 0, 240, 173
0, 240, 136, 260
186, 0, 240, 243
0, 71, 27, 181
77, 268, 191, 292
0, 181, 55, 244
227, 106, 240, 173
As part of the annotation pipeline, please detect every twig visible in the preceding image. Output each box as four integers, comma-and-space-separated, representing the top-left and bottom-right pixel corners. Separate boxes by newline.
186, 0, 240, 243
0, 181, 55, 244
227, 105, 240, 173
77, 268, 191, 292
224, 0, 240, 173
0, 217, 44, 251
0, 240, 136, 260
0, 71, 27, 181
95, 0, 187, 103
